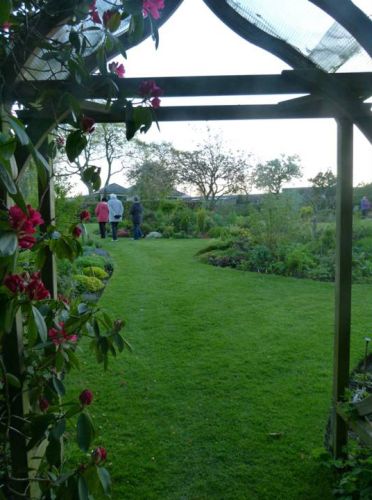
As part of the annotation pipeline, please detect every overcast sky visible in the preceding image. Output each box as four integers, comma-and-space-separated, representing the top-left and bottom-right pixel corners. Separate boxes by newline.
73, 0, 372, 194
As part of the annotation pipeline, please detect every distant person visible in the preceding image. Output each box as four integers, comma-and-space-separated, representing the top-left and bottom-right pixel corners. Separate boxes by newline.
94, 196, 109, 239
108, 194, 124, 241
360, 196, 370, 218
130, 196, 143, 240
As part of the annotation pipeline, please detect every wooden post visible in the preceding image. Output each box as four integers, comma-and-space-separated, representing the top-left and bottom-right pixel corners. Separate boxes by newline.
332, 118, 353, 457
1, 105, 31, 499
38, 138, 58, 299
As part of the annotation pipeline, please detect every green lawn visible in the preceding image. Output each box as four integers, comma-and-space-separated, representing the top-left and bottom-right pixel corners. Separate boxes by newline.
69, 238, 372, 499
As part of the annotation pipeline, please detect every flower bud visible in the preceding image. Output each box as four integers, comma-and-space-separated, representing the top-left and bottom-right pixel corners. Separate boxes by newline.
79, 389, 93, 406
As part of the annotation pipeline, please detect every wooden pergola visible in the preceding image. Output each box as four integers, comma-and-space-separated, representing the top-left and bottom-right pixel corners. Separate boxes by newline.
3, 2, 372, 492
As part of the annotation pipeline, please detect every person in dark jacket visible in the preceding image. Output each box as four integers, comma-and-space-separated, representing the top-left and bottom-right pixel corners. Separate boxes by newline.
130, 196, 143, 240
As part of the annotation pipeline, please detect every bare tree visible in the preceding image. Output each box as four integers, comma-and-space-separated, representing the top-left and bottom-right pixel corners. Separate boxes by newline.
176, 132, 251, 208
251, 154, 302, 194
126, 140, 179, 200
53, 123, 130, 194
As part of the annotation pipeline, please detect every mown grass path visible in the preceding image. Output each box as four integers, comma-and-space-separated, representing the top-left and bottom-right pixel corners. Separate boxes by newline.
70, 239, 372, 499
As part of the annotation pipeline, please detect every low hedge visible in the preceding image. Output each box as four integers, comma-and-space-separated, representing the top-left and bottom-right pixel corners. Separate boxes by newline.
83, 266, 109, 280
73, 275, 105, 293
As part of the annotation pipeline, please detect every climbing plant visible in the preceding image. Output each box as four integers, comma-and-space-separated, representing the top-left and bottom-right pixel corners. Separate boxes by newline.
0, 0, 165, 497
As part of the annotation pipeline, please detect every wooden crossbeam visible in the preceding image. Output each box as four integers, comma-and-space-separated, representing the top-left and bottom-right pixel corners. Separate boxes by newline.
13, 72, 372, 101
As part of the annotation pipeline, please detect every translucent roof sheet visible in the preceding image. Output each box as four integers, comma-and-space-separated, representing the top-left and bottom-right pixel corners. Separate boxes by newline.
225, 0, 372, 72
22, 0, 131, 81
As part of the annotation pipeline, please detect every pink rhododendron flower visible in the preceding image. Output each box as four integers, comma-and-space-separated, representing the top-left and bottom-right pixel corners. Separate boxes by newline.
4, 272, 50, 300
108, 61, 125, 78
4, 274, 25, 294
81, 116, 95, 134
151, 96, 161, 109
39, 398, 49, 412
26, 272, 50, 300
92, 446, 107, 464
48, 322, 77, 346
143, 0, 165, 19
79, 389, 94, 406
79, 210, 90, 222
102, 10, 114, 27
2, 21, 11, 30
9, 204, 44, 249
139, 80, 163, 98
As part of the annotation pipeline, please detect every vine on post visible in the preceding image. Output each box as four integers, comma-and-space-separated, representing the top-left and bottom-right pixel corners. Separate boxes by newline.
0, 0, 165, 497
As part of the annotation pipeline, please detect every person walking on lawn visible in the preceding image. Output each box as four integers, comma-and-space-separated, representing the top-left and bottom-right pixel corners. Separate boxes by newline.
130, 196, 143, 240
108, 194, 124, 241
95, 196, 109, 239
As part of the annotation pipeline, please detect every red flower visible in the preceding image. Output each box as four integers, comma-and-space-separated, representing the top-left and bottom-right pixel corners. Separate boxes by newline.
4, 274, 25, 294
39, 398, 49, 412
139, 80, 163, 98
151, 96, 161, 109
102, 10, 114, 27
81, 116, 95, 134
89, 1, 102, 23
48, 322, 77, 346
2, 21, 11, 30
108, 61, 125, 78
79, 389, 94, 406
143, 0, 165, 20
80, 210, 90, 222
73, 225, 82, 237
26, 272, 50, 300
9, 204, 44, 249
92, 446, 107, 464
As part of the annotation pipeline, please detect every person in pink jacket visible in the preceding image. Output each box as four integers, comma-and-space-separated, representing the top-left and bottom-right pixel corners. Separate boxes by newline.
95, 197, 109, 238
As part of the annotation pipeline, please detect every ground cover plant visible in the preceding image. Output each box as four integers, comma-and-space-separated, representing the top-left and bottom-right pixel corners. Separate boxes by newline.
66, 238, 372, 499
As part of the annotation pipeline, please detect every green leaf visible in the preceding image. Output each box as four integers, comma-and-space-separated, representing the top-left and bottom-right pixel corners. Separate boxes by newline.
0, 162, 16, 194
5, 373, 21, 388
78, 476, 89, 500
0, 133, 16, 160
29, 145, 50, 189
0, 232, 17, 257
123, 0, 142, 15
128, 14, 144, 45
46, 437, 61, 467
50, 418, 66, 440
6, 115, 29, 146
77, 412, 95, 453
0, 0, 12, 25
69, 30, 81, 53
66, 130, 87, 163
81, 165, 101, 191
27, 414, 55, 451
9, 186, 27, 213
126, 106, 152, 140
32, 305, 48, 343
52, 376, 65, 396
149, 16, 160, 49
105, 11, 122, 33
97, 466, 111, 496
113, 333, 124, 352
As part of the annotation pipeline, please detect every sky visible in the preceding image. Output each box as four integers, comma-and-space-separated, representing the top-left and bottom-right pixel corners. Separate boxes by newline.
73, 0, 372, 194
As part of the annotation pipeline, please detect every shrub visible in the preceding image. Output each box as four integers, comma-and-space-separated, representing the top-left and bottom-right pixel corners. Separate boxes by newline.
196, 208, 208, 233
207, 226, 224, 238
284, 244, 316, 277
83, 266, 109, 280
73, 275, 105, 293
57, 259, 74, 295
248, 244, 273, 273
74, 255, 106, 270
